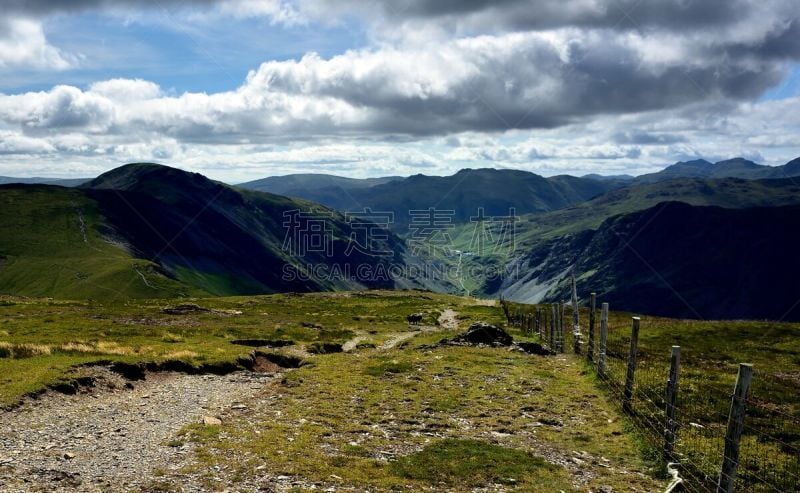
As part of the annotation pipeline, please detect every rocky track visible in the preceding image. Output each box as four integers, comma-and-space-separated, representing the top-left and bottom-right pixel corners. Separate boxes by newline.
0, 367, 281, 492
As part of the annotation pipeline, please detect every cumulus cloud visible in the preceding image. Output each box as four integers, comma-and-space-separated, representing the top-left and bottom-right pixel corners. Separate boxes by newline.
0, 18, 76, 70
1, 0, 799, 178
1, 26, 791, 140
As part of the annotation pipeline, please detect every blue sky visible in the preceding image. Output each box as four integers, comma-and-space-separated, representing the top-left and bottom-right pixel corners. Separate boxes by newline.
1, 1, 799, 181
5, 11, 367, 94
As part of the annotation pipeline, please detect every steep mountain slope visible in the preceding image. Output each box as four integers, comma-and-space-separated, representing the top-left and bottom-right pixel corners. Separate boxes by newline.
0, 164, 421, 299
81, 163, 414, 295
635, 156, 800, 183
503, 202, 800, 321
238, 168, 621, 222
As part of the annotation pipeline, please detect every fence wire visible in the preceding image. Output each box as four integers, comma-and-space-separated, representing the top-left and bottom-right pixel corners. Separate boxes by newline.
503, 302, 799, 493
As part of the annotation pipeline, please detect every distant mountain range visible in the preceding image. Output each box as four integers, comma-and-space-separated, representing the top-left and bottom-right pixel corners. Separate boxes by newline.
2, 158, 800, 320
236, 157, 800, 224
0, 176, 88, 187
240, 168, 621, 224
239, 174, 403, 211
634, 157, 800, 183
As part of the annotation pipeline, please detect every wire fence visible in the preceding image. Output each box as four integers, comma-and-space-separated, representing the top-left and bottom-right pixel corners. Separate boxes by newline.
502, 298, 800, 493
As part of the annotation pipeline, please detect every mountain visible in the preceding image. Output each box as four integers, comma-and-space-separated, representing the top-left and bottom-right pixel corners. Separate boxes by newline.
635, 157, 800, 183
0, 163, 421, 299
0, 176, 89, 187
241, 168, 623, 225
512, 176, 800, 243
502, 201, 800, 321
581, 173, 635, 182
238, 174, 403, 212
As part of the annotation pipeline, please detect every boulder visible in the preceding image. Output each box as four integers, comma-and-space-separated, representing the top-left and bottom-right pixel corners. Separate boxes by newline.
450, 322, 513, 346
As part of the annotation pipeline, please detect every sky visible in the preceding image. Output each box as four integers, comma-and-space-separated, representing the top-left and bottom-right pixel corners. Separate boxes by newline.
1, 0, 800, 182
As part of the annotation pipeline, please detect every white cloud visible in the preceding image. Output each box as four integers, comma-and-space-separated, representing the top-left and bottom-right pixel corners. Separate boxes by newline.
0, 0, 799, 179
88, 79, 162, 102
0, 18, 76, 70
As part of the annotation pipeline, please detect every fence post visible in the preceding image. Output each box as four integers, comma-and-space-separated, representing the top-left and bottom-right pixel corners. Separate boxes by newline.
558, 302, 565, 353
587, 293, 596, 362
555, 303, 561, 352
623, 317, 640, 414
550, 304, 556, 350
598, 303, 608, 378
664, 346, 681, 461
571, 270, 581, 354
717, 363, 754, 493
537, 309, 542, 337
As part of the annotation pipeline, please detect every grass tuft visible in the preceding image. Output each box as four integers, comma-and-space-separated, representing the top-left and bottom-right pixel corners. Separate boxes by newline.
390, 439, 562, 487
161, 332, 185, 343
0, 342, 52, 358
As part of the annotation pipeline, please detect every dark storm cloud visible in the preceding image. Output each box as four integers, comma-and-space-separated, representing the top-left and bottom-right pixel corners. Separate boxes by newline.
311, 0, 786, 32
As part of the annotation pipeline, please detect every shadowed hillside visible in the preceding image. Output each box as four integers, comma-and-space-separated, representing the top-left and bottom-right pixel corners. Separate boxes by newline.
505, 202, 800, 321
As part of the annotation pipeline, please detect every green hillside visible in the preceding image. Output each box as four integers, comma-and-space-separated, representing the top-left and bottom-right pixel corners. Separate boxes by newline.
0, 185, 195, 300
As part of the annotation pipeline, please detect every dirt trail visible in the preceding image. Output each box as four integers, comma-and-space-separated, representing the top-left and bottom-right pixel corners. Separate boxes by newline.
0, 310, 462, 491
380, 308, 459, 349
0, 368, 280, 493
342, 331, 369, 352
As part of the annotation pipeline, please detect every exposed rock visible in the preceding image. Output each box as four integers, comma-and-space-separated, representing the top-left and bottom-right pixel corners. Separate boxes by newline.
230, 339, 294, 348
447, 322, 513, 347
307, 342, 344, 355
161, 303, 209, 315
516, 342, 554, 356
202, 416, 222, 426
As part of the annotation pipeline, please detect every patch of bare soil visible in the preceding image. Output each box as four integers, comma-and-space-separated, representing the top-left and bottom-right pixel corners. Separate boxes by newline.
0, 367, 281, 492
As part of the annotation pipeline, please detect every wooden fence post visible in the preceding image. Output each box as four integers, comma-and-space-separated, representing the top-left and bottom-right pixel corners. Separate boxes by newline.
537, 309, 542, 337
664, 346, 681, 461
550, 304, 556, 350
598, 303, 609, 378
558, 302, 565, 353
555, 303, 561, 352
571, 270, 581, 354
587, 293, 596, 362
717, 363, 754, 493
623, 317, 640, 413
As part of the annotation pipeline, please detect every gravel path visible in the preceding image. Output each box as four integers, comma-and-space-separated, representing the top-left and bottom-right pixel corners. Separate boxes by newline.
0, 367, 281, 492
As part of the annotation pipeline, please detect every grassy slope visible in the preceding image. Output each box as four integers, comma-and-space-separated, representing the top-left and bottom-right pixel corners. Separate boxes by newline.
175, 340, 660, 491
3, 291, 799, 490
510, 301, 800, 491
0, 291, 460, 405
0, 291, 666, 492
0, 185, 196, 300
